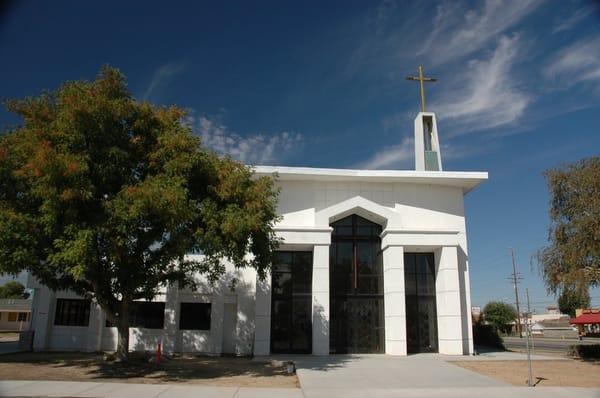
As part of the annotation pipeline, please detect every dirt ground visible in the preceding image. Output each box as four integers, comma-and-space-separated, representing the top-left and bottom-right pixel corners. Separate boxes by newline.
452, 359, 600, 388
0, 352, 299, 388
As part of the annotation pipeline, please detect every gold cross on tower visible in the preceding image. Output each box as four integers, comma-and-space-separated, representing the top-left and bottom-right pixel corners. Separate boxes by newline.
406, 65, 437, 112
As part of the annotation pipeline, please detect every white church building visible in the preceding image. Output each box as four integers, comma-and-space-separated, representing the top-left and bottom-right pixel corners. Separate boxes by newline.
19, 109, 487, 356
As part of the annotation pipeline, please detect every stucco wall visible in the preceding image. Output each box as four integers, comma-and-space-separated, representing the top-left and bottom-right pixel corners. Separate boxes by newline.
276, 180, 465, 232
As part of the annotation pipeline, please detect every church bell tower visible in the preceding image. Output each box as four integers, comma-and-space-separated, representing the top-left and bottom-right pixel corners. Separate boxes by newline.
407, 65, 443, 171
414, 112, 443, 171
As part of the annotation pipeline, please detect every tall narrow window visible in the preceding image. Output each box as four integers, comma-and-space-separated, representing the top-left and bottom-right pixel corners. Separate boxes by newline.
330, 215, 384, 354
270, 251, 313, 354
405, 253, 438, 353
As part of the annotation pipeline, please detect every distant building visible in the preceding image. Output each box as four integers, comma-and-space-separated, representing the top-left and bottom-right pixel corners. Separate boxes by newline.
571, 309, 600, 338
0, 299, 31, 332
531, 306, 568, 323
0, 273, 32, 332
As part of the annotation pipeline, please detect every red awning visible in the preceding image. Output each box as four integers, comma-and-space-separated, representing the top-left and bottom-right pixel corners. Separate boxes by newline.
571, 313, 600, 325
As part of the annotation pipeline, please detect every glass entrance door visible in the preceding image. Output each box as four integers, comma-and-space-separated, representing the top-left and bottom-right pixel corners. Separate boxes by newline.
270, 251, 313, 354
404, 253, 438, 353
330, 215, 385, 353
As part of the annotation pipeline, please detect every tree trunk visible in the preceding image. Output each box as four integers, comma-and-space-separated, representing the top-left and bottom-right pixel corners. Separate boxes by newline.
116, 299, 130, 361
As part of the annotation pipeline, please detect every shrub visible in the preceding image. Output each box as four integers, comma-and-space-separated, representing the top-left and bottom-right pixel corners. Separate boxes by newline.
568, 344, 600, 359
473, 322, 505, 350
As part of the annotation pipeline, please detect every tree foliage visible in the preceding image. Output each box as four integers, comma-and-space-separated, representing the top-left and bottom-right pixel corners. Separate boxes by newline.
536, 157, 600, 294
483, 301, 518, 332
558, 286, 590, 317
0, 66, 280, 359
0, 281, 28, 299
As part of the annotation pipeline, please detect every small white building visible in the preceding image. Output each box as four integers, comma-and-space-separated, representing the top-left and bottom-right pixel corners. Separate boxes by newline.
20, 110, 487, 356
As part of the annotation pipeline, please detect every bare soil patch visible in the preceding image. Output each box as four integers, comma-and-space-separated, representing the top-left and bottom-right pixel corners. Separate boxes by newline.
452, 359, 600, 388
0, 352, 298, 388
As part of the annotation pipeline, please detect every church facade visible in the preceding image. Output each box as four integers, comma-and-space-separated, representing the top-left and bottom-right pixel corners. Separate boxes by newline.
24, 111, 487, 356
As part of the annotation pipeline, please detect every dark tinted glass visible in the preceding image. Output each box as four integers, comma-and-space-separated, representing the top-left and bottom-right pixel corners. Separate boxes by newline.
270, 251, 313, 354
54, 299, 91, 327
179, 302, 211, 330
404, 253, 438, 353
130, 302, 165, 329
330, 215, 384, 353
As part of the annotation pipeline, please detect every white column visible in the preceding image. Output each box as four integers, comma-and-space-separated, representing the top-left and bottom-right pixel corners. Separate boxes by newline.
253, 277, 271, 355
312, 244, 330, 355
436, 246, 463, 355
383, 245, 407, 355
162, 282, 179, 354
459, 246, 475, 355
86, 302, 104, 352
31, 287, 55, 351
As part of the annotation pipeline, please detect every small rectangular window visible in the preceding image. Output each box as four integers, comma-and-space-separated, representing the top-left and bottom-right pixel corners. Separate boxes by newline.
18, 312, 28, 322
8, 312, 17, 322
179, 302, 211, 330
54, 299, 91, 326
104, 301, 165, 329
130, 302, 165, 329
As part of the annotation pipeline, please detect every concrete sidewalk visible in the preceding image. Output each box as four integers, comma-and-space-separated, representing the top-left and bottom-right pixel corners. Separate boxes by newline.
0, 380, 303, 398
1, 380, 598, 398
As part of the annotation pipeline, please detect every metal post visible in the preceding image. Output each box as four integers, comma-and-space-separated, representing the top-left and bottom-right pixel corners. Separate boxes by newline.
526, 288, 534, 353
524, 324, 533, 386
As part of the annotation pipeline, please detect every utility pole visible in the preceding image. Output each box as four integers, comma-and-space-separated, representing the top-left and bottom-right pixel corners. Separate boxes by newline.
525, 288, 534, 387
509, 248, 523, 337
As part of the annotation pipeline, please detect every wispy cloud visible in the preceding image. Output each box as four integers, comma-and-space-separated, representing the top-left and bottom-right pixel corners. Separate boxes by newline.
356, 136, 414, 170
433, 35, 530, 133
143, 62, 185, 101
552, 6, 595, 33
356, 134, 489, 170
419, 0, 541, 65
189, 115, 302, 165
543, 35, 600, 88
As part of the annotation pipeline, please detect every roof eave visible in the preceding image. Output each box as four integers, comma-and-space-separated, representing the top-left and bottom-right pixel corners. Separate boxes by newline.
252, 165, 488, 194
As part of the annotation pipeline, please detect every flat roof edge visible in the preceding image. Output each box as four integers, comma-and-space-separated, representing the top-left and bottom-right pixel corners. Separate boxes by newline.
252, 166, 487, 193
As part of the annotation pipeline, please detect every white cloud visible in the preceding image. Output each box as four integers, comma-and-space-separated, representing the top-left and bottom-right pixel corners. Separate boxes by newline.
190, 115, 302, 165
356, 136, 414, 170
143, 63, 185, 101
419, 0, 540, 65
552, 6, 594, 33
356, 135, 485, 170
433, 35, 530, 132
544, 36, 600, 88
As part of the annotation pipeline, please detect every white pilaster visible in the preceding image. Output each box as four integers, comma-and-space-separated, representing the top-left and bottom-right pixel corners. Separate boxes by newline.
86, 302, 104, 352
31, 287, 55, 351
383, 245, 407, 355
162, 282, 179, 354
312, 244, 330, 355
253, 277, 271, 355
435, 246, 463, 355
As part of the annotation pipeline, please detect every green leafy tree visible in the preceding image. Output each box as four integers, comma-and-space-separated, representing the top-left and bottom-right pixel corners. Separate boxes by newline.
558, 287, 590, 317
0, 281, 28, 299
536, 157, 600, 295
483, 301, 518, 333
0, 67, 280, 360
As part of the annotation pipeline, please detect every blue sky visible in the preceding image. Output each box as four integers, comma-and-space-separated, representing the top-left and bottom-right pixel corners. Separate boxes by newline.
1, 0, 599, 312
